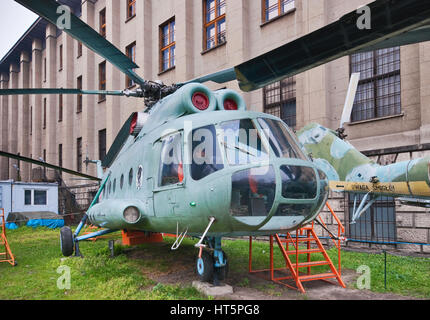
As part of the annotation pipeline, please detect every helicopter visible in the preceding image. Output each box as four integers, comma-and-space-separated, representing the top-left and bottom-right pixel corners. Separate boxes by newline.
2, 0, 430, 283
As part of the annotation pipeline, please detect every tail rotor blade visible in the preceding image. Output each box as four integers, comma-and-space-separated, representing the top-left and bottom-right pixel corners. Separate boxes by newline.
340, 73, 360, 129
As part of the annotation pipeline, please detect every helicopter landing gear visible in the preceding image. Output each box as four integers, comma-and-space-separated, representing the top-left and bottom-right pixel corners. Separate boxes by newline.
60, 226, 74, 257
195, 237, 229, 286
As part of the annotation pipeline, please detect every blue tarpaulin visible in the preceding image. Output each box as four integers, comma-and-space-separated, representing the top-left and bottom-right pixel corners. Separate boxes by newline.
5, 223, 18, 230
26, 219, 65, 229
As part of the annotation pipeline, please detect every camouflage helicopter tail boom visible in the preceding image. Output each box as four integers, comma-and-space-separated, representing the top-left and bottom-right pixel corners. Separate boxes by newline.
297, 123, 430, 200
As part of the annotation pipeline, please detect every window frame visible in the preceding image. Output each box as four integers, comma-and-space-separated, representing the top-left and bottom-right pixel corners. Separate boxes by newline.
99, 8, 107, 38
125, 42, 137, 88
98, 61, 107, 102
159, 18, 176, 73
77, 137, 83, 172
263, 76, 297, 129
33, 189, 48, 206
203, 0, 226, 51
157, 131, 184, 188
77, 75, 83, 114
126, 0, 136, 20
350, 47, 401, 122
58, 94, 63, 122
262, 0, 296, 23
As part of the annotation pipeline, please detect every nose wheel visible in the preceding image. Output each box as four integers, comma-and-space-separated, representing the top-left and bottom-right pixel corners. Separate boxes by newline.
195, 237, 229, 285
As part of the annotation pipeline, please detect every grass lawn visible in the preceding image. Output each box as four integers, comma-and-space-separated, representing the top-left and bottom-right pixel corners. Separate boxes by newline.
0, 227, 429, 300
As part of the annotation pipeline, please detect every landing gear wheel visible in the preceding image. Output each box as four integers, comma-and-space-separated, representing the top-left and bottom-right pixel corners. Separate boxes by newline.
216, 251, 229, 281
60, 226, 74, 257
196, 250, 214, 282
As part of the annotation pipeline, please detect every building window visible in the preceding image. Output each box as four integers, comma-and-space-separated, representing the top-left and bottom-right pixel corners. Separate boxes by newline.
30, 106, 33, 136
125, 42, 136, 88
58, 94, 63, 122
263, 76, 297, 128
203, 0, 226, 51
43, 98, 47, 129
99, 61, 106, 101
99, 129, 107, 162
77, 41, 83, 58
160, 18, 176, 72
99, 8, 106, 38
350, 47, 401, 122
59, 144, 63, 168
59, 45, 63, 71
127, 0, 136, 20
43, 58, 47, 82
77, 137, 82, 172
348, 194, 396, 242
77, 76, 82, 113
34, 190, 47, 205
262, 0, 295, 22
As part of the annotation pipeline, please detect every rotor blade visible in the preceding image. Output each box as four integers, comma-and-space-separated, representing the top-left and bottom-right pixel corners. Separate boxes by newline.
0, 150, 101, 181
0, 88, 126, 96
232, 0, 430, 91
182, 68, 237, 86
340, 73, 360, 129
15, 0, 147, 87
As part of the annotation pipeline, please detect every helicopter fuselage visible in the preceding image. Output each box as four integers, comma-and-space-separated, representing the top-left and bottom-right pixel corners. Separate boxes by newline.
88, 108, 329, 238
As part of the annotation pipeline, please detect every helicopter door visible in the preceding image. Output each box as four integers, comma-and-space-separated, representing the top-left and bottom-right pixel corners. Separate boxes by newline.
153, 132, 187, 217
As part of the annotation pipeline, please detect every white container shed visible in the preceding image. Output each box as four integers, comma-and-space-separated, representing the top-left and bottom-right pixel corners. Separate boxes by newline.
0, 180, 58, 221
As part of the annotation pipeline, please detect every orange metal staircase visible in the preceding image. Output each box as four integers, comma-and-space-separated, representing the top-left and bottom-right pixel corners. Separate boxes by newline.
0, 209, 17, 266
249, 202, 346, 293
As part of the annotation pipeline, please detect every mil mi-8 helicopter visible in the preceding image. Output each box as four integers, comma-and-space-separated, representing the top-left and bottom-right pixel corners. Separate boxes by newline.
2, 0, 430, 283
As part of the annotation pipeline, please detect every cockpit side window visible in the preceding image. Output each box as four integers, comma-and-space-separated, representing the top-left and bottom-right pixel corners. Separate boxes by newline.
257, 118, 306, 160
219, 119, 269, 166
159, 132, 183, 187
191, 125, 224, 181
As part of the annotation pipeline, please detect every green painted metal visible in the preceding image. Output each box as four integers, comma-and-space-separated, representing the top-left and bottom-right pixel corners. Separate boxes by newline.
0, 88, 125, 96
85, 83, 328, 237
297, 123, 430, 199
0, 150, 100, 181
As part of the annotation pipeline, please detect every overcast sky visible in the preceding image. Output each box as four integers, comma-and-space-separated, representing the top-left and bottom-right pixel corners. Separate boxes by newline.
0, 0, 38, 60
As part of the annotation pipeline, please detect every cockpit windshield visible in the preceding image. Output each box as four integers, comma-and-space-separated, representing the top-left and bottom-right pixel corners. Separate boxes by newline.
219, 119, 270, 166
257, 118, 307, 160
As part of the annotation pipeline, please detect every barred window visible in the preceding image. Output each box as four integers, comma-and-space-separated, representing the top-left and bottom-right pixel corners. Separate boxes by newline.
350, 47, 401, 122
204, 0, 226, 51
262, 0, 295, 22
348, 194, 396, 242
160, 18, 176, 72
263, 76, 296, 129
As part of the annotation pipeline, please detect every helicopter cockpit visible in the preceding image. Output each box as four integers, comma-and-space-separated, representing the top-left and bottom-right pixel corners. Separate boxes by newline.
160, 113, 330, 233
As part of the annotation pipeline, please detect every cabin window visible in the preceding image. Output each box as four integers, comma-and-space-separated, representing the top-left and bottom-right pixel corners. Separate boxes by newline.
120, 174, 124, 189
263, 76, 296, 128
350, 47, 401, 122
203, 0, 226, 51
129, 168, 134, 186
219, 119, 269, 166
159, 132, 183, 187
160, 18, 176, 72
257, 118, 306, 160
34, 190, 47, 205
136, 165, 143, 189
191, 125, 224, 181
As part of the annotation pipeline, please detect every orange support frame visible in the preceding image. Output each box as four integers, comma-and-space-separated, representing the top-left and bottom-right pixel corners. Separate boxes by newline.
249, 202, 346, 293
0, 209, 17, 266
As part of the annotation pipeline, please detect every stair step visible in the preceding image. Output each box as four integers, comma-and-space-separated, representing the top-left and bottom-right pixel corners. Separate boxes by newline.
299, 273, 337, 282
280, 237, 316, 243
285, 248, 322, 255
292, 260, 331, 268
